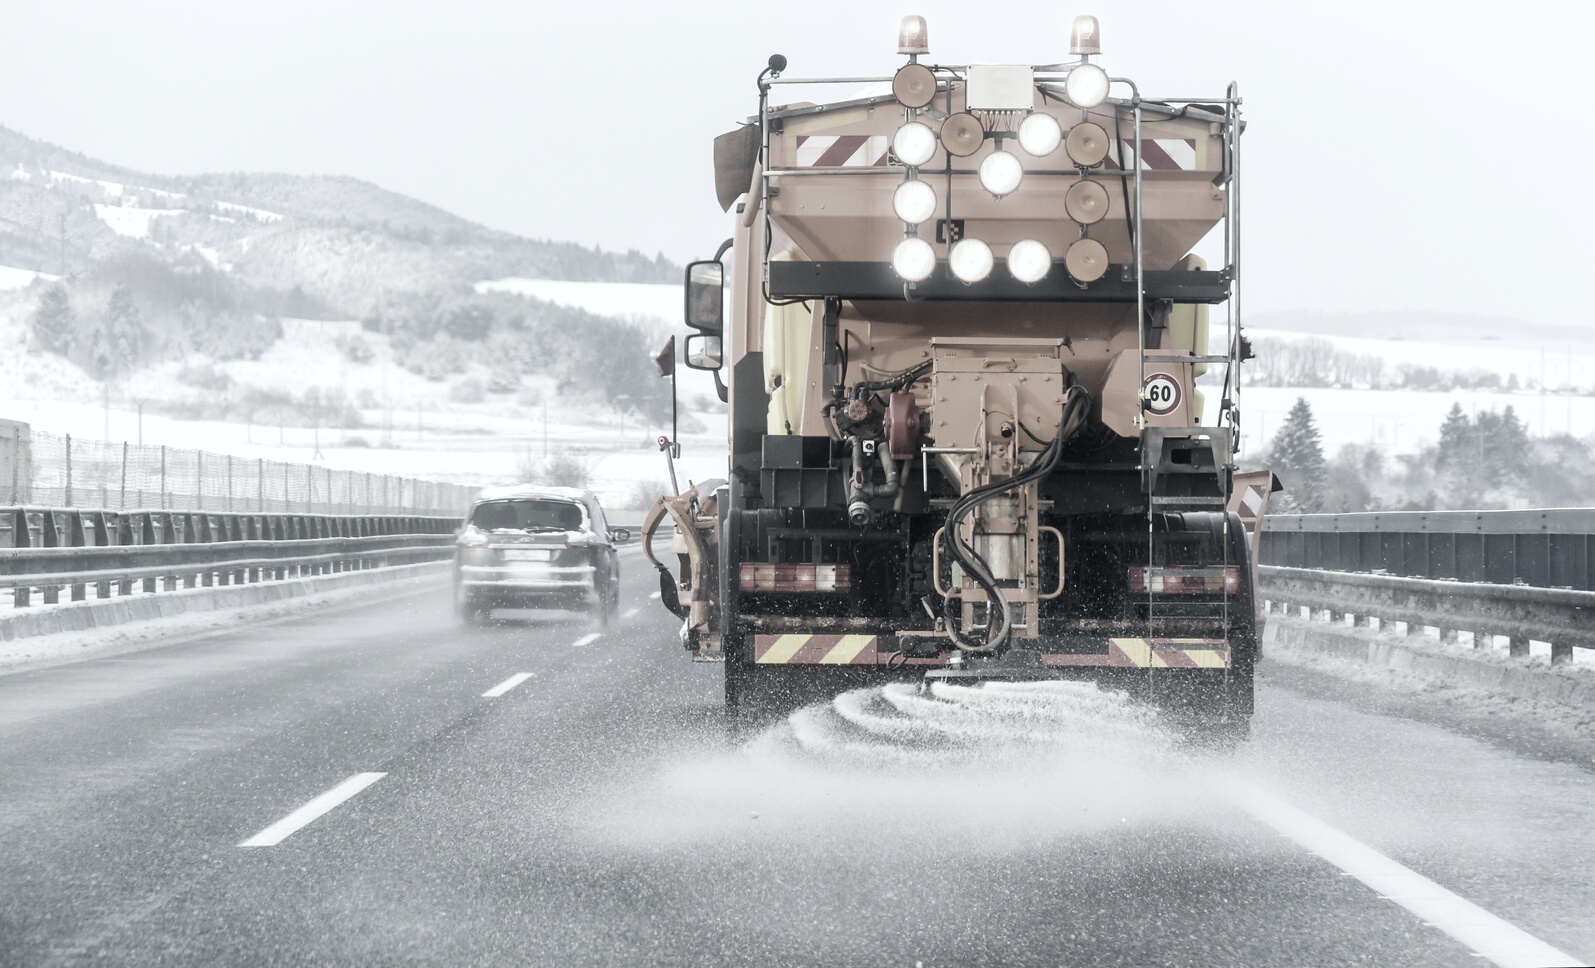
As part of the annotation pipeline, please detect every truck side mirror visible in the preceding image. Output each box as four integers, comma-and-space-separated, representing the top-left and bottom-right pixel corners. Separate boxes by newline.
684, 261, 724, 332
684, 334, 723, 371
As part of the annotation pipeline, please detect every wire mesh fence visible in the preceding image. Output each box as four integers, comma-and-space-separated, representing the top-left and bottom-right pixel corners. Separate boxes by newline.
0, 429, 474, 516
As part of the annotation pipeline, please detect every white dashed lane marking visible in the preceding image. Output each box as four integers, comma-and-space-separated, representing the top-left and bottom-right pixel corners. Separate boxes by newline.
481, 672, 533, 698
1227, 781, 1586, 968
239, 773, 386, 848
572, 633, 601, 647
621, 608, 639, 619
648, 591, 661, 600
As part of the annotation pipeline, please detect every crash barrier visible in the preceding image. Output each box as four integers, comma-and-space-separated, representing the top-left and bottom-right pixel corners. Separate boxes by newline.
1257, 565, 1594, 665
1, 506, 459, 608
1260, 509, 1595, 592
1, 428, 476, 516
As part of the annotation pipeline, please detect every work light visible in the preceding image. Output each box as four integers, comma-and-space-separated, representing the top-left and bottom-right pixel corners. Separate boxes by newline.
892, 237, 937, 282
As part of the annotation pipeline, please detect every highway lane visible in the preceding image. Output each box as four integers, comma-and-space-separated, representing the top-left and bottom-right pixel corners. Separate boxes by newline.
1, 554, 1592, 967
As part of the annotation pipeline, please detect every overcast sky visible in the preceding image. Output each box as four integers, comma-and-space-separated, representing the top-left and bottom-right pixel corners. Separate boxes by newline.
0, 1, 1588, 325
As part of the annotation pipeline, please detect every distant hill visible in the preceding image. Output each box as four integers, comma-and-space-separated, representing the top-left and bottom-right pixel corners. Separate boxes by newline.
1248, 310, 1595, 345
0, 124, 680, 420
0, 124, 678, 316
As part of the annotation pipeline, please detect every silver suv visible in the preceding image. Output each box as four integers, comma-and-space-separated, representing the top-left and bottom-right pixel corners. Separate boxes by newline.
453, 485, 628, 626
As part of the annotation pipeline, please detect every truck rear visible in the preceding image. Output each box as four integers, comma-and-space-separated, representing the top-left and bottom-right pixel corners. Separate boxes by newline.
645, 15, 1276, 740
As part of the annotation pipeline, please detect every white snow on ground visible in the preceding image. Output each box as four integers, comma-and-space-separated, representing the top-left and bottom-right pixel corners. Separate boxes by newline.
0, 297, 727, 510
0, 266, 59, 290
214, 200, 282, 222
1224, 387, 1595, 460
1192, 322, 1595, 456
42, 169, 123, 196
1264, 614, 1595, 744
93, 204, 180, 239
0, 567, 448, 677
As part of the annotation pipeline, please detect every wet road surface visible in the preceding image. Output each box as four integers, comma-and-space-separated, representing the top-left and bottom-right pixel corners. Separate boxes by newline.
2, 553, 1592, 967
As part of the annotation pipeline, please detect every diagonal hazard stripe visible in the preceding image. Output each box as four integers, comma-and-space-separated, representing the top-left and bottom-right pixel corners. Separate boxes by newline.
756, 634, 810, 664
813, 135, 868, 167
1111, 637, 1152, 667
819, 634, 876, 664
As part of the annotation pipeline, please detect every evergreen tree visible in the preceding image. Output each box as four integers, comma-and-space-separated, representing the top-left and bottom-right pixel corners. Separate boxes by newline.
1435, 403, 1471, 472
1494, 405, 1530, 477
91, 283, 145, 381
31, 284, 77, 355
1270, 396, 1327, 512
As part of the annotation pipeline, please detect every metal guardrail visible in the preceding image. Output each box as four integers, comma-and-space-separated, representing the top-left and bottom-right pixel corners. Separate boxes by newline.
2, 506, 459, 608
1261, 509, 1595, 592
1258, 565, 1594, 665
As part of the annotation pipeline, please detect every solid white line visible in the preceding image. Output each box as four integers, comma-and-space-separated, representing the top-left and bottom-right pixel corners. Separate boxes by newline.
621, 607, 639, 619
572, 633, 601, 647
648, 590, 662, 600
239, 772, 386, 848
481, 672, 533, 698
1227, 782, 1585, 968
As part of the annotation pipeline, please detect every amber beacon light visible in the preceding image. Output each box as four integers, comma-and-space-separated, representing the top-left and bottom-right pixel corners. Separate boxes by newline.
898, 15, 929, 55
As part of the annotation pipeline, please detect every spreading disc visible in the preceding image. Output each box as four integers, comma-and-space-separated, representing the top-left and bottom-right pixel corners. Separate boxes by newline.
1065, 122, 1110, 167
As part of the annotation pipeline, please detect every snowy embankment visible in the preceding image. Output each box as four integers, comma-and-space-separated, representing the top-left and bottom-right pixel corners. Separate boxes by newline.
1263, 611, 1595, 751
0, 279, 726, 511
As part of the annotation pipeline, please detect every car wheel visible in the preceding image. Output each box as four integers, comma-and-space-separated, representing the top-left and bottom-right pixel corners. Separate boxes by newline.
454, 583, 488, 627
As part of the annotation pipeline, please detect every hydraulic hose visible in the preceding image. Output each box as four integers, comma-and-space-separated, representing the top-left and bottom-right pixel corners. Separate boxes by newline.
942, 385, 1090, 652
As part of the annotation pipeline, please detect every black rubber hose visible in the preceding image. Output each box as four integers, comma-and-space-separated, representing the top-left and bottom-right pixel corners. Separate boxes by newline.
853, 359, 932, 393
942, 385, 1090, 652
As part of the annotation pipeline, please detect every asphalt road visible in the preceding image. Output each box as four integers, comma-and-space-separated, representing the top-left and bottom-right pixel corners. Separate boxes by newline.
2, 551, 1593, 967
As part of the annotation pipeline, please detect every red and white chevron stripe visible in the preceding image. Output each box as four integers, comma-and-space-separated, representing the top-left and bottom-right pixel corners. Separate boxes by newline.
794, 135, 891, 168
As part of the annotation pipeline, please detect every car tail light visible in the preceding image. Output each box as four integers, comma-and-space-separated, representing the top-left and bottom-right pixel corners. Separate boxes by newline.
740, 563, 851, 593
1128, 566, 1239, 595
457, 530, 490, 549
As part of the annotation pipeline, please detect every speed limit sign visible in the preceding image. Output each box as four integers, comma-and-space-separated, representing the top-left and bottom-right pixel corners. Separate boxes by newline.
1142, 373, 1182, 417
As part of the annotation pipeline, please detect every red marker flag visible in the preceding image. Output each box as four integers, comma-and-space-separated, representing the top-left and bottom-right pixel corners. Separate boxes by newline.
655, 336, 675, 377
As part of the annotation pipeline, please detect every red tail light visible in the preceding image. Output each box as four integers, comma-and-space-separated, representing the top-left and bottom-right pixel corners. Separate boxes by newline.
740, 563, 851, 592
1128, 566, 1239, 595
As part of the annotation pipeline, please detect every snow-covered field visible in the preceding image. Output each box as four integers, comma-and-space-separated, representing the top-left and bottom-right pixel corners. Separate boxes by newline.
1203, 323, 1595, 457
5, 272, 1594, 505
0, 265, 58, 290
92, 204, 182, 239
0, 281, 729, 510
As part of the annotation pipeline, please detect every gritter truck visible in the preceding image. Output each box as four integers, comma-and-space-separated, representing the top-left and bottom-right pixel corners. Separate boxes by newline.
643, 14, 1278, 739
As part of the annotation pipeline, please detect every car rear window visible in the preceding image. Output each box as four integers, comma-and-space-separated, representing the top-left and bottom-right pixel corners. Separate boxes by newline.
470, 499, 585, 532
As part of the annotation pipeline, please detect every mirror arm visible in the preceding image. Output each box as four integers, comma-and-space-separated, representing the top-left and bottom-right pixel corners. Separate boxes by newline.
713, 368, 729, 403
713, 237, 734, 262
